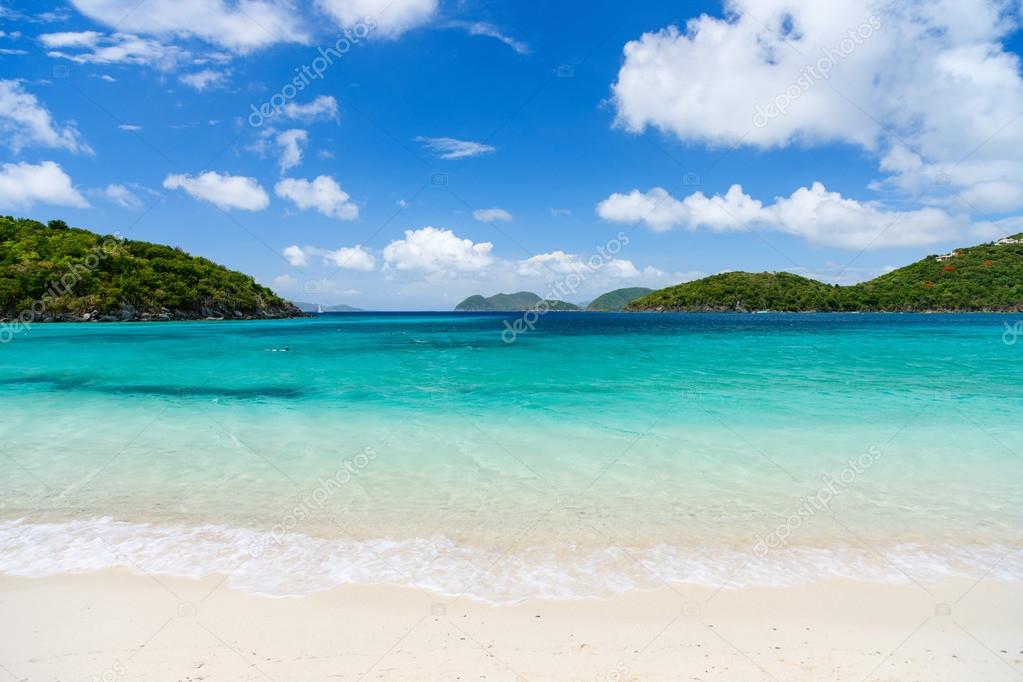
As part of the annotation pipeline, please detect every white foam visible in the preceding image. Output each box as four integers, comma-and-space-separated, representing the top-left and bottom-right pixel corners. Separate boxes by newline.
0, 518, 1019, 603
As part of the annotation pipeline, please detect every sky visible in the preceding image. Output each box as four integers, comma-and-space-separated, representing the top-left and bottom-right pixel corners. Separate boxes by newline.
2, 0, 1023, 310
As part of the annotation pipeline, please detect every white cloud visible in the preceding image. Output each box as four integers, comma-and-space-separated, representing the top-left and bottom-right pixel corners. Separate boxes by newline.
610, 0, 1023, 217
415, 136, 495, 160
517, 250, 648, 280
473, 207, 512, 223
97, 183, 142, 209
282, 245, 308, 267
274, 175, 358, 219
117, 123, 141, 131
99, 74, 116, 82
324, 245, 376, 271
38, 31, 103, 48
43, 31, 187, 69
956, 180, 1023, 214
550, 208, 571, 217
598, 183, 968, 249
275, 129, 308, 173
317, 0, 438, 38
0, 48, 27, 55
281, 243, 376, 270
273, 273, 297, 288
0, 161, 89, 209
383, 227, 494, 273
0, 80, 90, 154
450, 21, 529, 54
68, 0, 309, 52
281, 95, 339, 123
597, 185, 766, 233
179, 68, 227, 91
163, 171, 269, 211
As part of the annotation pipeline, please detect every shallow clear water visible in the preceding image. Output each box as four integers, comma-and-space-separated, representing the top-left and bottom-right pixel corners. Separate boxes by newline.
1, 312, 1021, 601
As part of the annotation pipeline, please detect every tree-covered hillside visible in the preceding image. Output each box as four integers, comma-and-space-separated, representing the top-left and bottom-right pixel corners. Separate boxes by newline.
629, 235, 1023, 312
586, 287, 653, 311
0, 216, 303, 321
455, 291, 580, 311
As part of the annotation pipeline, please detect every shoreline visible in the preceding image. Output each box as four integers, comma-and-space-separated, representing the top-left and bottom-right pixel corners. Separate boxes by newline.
1, 571, 1020, 680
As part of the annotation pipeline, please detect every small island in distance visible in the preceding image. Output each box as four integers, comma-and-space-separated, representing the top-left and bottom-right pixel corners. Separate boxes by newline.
293, 302, 364, 313
455, 288, 652, 312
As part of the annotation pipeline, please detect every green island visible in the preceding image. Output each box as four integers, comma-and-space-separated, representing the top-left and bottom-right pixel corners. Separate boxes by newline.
455, 291, 581, 311
630, 235, 1023, 312
585, 287, 653, 311
0, 216, 303, 322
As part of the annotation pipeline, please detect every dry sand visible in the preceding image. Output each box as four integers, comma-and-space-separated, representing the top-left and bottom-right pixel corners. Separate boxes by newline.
1, 571, 1021, 681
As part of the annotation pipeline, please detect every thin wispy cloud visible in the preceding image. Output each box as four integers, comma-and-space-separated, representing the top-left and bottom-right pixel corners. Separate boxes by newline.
415, 136, 495, 160
448, 20, 529, 55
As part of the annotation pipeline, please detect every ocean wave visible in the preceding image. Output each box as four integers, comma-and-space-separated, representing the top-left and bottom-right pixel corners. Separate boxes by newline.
0, 518, 1019, 603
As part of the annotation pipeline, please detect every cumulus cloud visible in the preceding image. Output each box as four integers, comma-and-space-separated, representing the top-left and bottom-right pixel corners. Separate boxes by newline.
274, 175, 358, 219
282, 245, 308, 266
275, 129, 308, 173
0, 80, 90, 154
42, 31, 187, 69
415, 136, 495, 160
179, 68, 227, 91
516, 250, 657, 281
611, 0, 1023, 215
281, 95, 339, 123
383, 227, 494, 272
281, 244, 376, 270
473, 207, 512, 223
598, 183, 968, 249
317, 0, 438, 38
0, 160, 89, 209
163, 171, 269, 211
96, 183, 142, 209
323, 245, 375, 271
68, 0, 309, 52
273, 273, 297, 288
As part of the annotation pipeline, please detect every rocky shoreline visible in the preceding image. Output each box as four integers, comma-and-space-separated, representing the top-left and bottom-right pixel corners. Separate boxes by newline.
1, 302, 308, 323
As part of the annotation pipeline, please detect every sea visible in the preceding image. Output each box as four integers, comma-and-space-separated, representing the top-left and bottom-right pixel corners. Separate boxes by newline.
1, 312, 1020, 602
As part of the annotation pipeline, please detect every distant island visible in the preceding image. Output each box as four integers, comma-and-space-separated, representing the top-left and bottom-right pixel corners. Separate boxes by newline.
585, 287, 653, 311
293, 302, 363, 313
454, 287, 655, 312
0, 216, 303, 322
630, 235, 1023, 312
455, 291, 581, 311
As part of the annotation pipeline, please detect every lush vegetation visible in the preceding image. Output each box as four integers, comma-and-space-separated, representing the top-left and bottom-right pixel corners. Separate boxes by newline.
586, 287, 654, 311
629, 235, 1023, 312
0, 216, 301, 320
455, 291, 580, 311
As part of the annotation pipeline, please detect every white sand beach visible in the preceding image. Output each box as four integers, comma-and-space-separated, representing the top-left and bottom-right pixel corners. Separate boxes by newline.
2, 572, 1020, 681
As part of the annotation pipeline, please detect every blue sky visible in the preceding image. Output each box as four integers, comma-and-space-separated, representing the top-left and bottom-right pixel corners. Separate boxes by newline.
2, 0, 1023, 309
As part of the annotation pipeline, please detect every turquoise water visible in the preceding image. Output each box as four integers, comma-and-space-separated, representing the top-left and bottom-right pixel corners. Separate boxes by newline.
1, 313, 1021, 600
